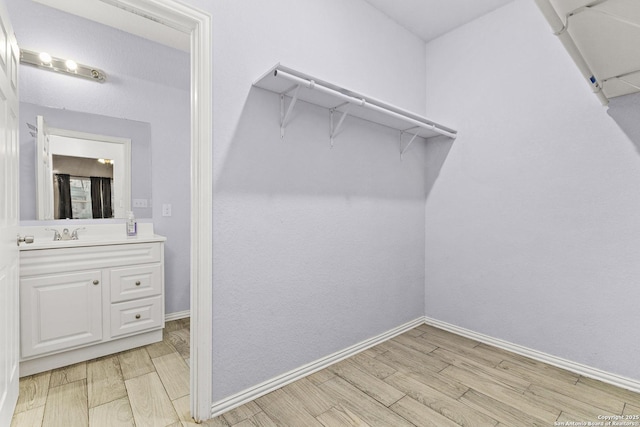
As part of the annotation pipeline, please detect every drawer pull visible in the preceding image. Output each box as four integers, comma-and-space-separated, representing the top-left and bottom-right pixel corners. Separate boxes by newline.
135, 314, 141, 319
135, 281, 141, 286
93, 280, 99, 285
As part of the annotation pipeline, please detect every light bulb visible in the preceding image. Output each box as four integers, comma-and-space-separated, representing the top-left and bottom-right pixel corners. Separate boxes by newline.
65, 59, 78, 71
38, 52, 52, 65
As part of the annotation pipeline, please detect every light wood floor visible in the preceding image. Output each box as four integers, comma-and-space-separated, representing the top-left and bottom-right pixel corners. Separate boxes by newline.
11, 318, 193, 427
212, 324, 640, 427
12, 321, 640, 427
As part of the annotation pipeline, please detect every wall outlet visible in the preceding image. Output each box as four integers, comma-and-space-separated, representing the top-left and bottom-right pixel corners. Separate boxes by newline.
162, 204, 172, 217
132, 198, 148, 208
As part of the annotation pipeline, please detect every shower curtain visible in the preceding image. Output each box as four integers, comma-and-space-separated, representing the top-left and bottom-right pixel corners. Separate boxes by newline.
56, 174, 72, 219
91, 176, 112, 219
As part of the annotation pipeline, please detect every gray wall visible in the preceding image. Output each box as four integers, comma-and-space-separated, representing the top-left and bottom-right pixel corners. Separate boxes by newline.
182, 0, 434, 401
424, 0, 640, 382
8, 0, 191, 315
608, 92, 640, 152
17, 0, 638, 409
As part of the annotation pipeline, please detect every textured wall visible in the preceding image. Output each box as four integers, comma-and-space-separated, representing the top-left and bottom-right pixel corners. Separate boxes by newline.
178, 0, 432, 401
424, 0, 640, 381
8, 0, 191, 315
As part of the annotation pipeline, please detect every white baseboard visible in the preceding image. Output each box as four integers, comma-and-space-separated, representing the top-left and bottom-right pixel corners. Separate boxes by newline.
165, 310, 190, 322
210, 317, 425, 418
423, 316, 640, 394
210, 315, 640, 419
20, 330, 162, 377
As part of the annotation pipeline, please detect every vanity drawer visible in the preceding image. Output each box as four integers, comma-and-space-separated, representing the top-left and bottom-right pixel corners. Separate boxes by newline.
20, 242, 162, 276
110, 296, 163, 338
110, 264, 162, 303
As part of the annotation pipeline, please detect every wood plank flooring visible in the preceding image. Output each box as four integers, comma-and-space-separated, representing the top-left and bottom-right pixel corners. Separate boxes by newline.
12, 320, 640, 427
213, 324, 640, 427
11, 318, 194, 427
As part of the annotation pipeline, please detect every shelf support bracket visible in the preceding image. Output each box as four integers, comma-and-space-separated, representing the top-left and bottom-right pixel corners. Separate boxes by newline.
330, 103, 351, 148
400, 129, 420, 160
280, 84, 301, 139
614, 77, 640, 91
603, 69, 640, 91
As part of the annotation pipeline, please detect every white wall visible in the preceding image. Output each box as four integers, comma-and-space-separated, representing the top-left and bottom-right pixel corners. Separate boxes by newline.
179, 0, 432, 401
8, 0, 191, 315
424, 0, 640, 381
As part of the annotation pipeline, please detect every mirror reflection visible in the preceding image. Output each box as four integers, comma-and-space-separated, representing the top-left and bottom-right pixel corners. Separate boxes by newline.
37, 118, 131, 220
53, 155, 114, 220
20, 102, 152, 221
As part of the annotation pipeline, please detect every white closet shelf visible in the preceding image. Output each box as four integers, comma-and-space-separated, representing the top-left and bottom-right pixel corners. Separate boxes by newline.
536, 0, 640, 105
253, 64, 457, 149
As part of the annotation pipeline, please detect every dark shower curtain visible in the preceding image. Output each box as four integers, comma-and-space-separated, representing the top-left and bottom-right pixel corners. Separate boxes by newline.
90, 176, 112, 219
56, 174, 72, 219
90, 176, 103, 218
101, 178, 112, 218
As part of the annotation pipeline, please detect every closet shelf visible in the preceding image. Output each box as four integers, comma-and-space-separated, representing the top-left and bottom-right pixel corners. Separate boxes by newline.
253, 64, 457, 151
536, 0, 640, 105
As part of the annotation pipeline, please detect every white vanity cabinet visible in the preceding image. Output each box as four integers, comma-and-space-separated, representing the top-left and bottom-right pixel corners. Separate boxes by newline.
21, 270, 103, 358
18, 231, 166, 376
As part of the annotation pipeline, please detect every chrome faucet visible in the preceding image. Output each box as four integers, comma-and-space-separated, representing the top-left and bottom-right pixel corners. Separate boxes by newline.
45, 228, 62, 241
71, 227, 85, 240
45, 227, 85, 241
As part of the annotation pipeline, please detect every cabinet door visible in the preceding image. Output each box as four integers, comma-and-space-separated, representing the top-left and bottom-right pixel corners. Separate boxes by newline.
21, 270, 102, 358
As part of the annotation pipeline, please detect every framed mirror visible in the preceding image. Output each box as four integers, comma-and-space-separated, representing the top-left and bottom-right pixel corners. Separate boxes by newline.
20, 102, 152, 221
36, 116, 131, 220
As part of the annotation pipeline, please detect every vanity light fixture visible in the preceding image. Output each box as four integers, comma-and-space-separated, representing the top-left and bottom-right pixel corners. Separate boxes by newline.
65, 59, 78, 72
20, 48, 106, 83
38, 52, 52, 65
98, 158, 114, 165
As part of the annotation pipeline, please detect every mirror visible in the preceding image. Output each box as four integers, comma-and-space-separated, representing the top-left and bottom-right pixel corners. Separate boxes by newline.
52, 155, 115, 220
37, 116, 131, 220
20, 102, 152, 221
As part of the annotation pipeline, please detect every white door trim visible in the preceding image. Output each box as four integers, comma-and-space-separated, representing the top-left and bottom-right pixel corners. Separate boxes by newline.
100, 0, 213, 421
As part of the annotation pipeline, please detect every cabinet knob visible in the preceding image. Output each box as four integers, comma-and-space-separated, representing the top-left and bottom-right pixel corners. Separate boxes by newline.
135, 281, 141, 286
93, 280, 99, 285
135, 314, 141, 319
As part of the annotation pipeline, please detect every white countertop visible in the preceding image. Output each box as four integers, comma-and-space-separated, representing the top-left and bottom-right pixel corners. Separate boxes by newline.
18, 223, 166, 251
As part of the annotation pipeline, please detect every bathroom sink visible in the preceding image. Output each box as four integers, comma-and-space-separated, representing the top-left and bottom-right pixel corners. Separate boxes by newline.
17, 223, 166, 250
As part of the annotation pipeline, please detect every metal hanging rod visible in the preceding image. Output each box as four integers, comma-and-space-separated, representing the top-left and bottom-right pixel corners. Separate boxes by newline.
273, 68, 457, 140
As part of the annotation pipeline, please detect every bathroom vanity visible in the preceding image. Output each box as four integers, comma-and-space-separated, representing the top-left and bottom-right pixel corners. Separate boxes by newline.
17, 224, 166, 376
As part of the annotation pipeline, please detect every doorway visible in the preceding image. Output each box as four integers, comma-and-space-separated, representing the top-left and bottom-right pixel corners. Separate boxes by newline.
13, 0, 212, 422
101, 1, 213, 421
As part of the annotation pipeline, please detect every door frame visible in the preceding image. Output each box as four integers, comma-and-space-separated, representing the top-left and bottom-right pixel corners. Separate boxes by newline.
101, 0, 213, 421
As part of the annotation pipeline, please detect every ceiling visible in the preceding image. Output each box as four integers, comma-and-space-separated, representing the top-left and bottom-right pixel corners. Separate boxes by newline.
362, 0, 515, 42
32, 0, 190, 51
32, 0, 637, 102
33, 0, 515, 52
